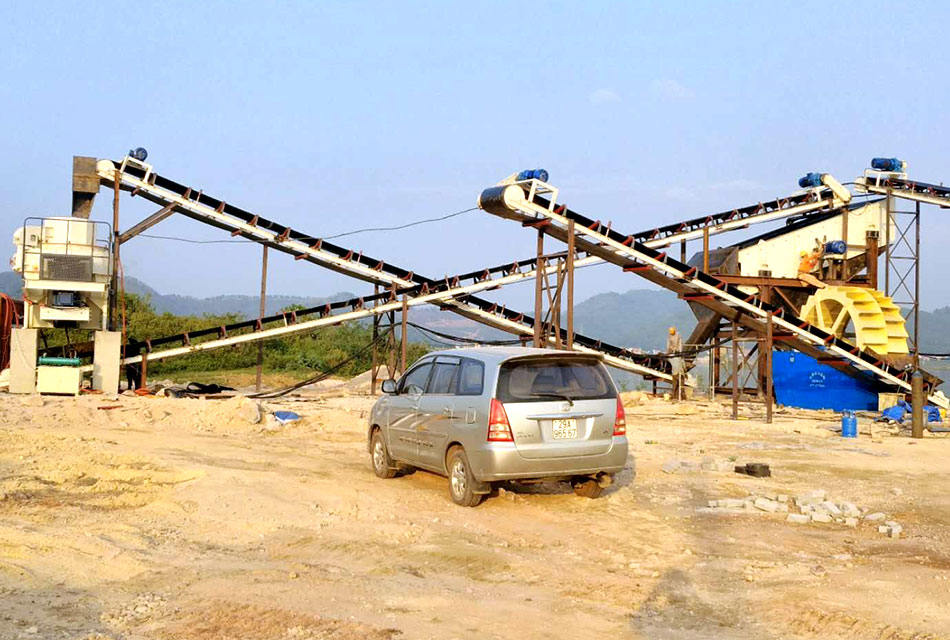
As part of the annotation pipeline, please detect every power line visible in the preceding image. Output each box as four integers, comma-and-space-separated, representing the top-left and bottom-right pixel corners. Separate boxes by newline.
138, 234, 248, 244
324, 207, 477, 239
134, 206, 479, 245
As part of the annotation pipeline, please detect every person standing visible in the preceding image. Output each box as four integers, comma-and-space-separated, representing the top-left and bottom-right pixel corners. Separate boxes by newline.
797, 242, 827, 289
667, 326, 686, 402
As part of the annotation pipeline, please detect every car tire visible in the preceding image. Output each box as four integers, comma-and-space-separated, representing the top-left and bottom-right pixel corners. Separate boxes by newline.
371, 429, 397, 479
572, 477, 603, 499
446, 446, 483, 507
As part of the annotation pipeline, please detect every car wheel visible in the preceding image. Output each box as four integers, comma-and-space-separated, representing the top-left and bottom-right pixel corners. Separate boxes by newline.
371, 429, 397, 479
572, 477, 603, 499
446, 446, 482, 507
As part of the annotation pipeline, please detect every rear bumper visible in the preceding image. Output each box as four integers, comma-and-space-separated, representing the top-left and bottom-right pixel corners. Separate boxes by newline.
467, 437, 630, 482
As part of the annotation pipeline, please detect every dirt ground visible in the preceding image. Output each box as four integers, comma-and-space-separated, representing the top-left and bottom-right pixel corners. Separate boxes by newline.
1, 383, 949, 640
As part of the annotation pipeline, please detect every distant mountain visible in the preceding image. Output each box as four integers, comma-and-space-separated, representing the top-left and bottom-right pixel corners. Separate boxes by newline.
0, 271, 19, 298
0, 271, 355, 318
573, 290, 696, 351
121, 276, 356, 317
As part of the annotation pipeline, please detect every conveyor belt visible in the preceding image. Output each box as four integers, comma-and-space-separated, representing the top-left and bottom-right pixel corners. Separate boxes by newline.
85, 268, 663, 371
478, 179, 947, 409
856, 175, 950, 208
93, 156, 844, 378
95, 158, 669, 379
109, 252, 669, 377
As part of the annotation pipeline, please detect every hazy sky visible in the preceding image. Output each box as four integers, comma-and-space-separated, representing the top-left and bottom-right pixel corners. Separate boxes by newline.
3, 1, 949, 311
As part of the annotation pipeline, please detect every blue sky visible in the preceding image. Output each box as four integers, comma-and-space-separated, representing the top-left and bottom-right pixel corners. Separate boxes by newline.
2, 1, 949, 310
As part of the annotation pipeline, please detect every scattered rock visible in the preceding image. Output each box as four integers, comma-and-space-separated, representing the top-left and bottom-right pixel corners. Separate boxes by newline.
821, 501, 842, 516
661, 459, 700, 474
734, 462, 771, 477
239, 398, 262, 424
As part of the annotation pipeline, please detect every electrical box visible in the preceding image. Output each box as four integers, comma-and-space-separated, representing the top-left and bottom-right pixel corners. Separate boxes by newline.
36, 366, 82, 396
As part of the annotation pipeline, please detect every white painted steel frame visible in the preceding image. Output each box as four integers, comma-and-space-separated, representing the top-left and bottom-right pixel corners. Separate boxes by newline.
496, 181, 948, 409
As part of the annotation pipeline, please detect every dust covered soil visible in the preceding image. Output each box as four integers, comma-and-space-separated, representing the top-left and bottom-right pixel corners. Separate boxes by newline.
1, 390, 949, 640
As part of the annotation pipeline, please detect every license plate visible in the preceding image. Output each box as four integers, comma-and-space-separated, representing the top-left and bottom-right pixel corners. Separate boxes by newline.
552, 418, 577, 440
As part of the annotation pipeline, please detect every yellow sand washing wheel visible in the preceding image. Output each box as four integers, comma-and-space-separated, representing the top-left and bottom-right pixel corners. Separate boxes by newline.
799, 286, 909, 355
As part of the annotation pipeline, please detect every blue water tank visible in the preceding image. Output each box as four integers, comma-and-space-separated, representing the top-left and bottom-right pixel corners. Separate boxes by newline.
841, 411, 858, 438
772, 350, 879, 411
824, 240, 847, 255
517, 169, 549, 182
871, 157, 903, 172
798, 172, 823, 188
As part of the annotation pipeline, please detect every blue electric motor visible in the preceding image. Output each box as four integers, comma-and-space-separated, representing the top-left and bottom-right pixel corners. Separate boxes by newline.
798, 172, 823, 188
129, 147, 148, 161
871, 157, 903, 172
824, 239, 847, 255
517, 169, 549, 182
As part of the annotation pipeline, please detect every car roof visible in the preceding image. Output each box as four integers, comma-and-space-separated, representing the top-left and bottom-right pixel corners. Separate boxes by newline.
419, 346, 604, 366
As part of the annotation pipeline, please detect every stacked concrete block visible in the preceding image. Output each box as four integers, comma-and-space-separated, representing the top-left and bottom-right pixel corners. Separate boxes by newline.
702, 489, 904, 538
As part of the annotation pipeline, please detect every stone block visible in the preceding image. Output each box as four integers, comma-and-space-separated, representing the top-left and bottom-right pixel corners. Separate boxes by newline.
821, 501, 842, 516
840, 502, 860, 518
811, 512, 833, 523
786, 514, 810, 524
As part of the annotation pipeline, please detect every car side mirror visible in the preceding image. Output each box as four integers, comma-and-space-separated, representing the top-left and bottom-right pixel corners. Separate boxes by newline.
381, 379, 397, 394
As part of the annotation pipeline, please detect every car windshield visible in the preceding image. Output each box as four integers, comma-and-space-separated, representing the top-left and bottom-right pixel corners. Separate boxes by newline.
496, 358, 615, 403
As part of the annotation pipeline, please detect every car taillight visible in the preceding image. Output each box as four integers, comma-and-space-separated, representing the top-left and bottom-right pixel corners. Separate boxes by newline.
487, 398, 513, 442
613, 397, 626, 436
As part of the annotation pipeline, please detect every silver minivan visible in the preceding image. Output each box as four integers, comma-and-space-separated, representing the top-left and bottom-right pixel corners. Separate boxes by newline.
367, 347, 629, 506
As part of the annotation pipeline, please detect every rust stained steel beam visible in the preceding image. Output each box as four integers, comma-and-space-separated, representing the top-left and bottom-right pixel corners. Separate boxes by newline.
860, 175, 950, 208
118, 202, 180, 245
715, 275, 810, 288
97, 160, 670, 377
479, 183, 945, 399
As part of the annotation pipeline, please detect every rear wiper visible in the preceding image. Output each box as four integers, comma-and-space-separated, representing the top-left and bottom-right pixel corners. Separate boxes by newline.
533, 392, 574, 406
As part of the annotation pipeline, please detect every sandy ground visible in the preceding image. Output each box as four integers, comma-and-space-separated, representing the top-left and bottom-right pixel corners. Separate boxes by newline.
1, 386, 949, 640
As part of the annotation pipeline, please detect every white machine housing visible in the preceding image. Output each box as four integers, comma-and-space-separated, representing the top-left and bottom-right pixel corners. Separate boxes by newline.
732, 199, 893, 287
11, 217, 112, 330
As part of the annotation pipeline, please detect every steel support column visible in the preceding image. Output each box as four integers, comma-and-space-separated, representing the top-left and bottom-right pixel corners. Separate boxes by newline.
255, 245, 268, 392
534, 230, 545, 348
566, 220, 575, 350
731, 321, 738, 420
884, 193, 921, 359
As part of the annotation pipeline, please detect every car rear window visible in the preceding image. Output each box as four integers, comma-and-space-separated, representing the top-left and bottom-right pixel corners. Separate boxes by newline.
496, 358, 615, 403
